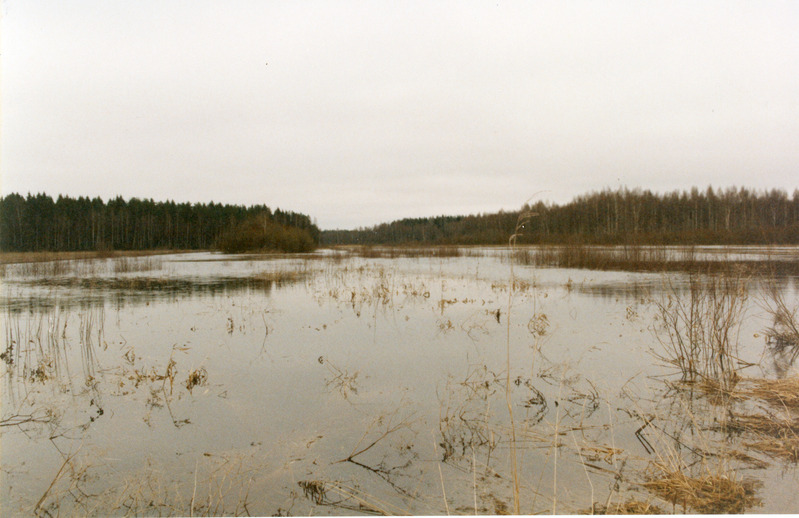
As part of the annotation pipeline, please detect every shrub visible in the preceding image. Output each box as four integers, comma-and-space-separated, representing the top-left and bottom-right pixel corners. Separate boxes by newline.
215, 214, 316, 253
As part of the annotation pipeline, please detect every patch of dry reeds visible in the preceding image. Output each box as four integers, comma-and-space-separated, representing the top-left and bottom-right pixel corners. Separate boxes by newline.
642, 466, 760, 514
0, 250, 187, 265
340, 245, 464, 259
760, 281, 799, 366
651, 273, 750, 391
516, 244, 799, 276
19, 272, 307, 297
253, 269, 308, 284
112, 256, 163, 273
727, 412, 799, 462
739, 376, 799, 410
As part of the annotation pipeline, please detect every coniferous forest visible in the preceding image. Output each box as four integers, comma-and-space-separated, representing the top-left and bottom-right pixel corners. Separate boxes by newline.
2, 187, 798, 253
0, 193, 320, 253
323, 187, 799, 246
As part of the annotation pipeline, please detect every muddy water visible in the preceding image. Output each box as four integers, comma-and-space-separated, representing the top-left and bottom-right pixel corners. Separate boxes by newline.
1, 248, 799, 515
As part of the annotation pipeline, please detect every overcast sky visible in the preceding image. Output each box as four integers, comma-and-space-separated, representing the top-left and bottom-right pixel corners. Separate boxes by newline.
2, 1, 798, 229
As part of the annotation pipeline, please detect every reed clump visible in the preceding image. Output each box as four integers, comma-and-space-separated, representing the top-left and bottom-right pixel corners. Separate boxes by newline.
739, 376, 799, 410
716, 375, 799, 462
760, 282, 799, 366
731, 412, 799, 458
744, 433, 799, 463
642, 466, 760, 514
516, 244, 799, 275
651, 273, 750, 392
112, 256, 163, 273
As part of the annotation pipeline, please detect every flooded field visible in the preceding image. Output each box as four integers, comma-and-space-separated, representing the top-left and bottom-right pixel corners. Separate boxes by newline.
2, 247, 799, 515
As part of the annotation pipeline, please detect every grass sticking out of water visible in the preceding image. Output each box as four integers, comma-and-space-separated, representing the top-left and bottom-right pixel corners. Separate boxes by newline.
651, 273, 750, 392
642, 467, 760, 514
761, 282, 799, 368
333, 245, 465, 259
580, 499, 664, 514
740, 376, 799, 409
14, 271, 309, 303
516, 244, 799, 276
0, 250, 188, 265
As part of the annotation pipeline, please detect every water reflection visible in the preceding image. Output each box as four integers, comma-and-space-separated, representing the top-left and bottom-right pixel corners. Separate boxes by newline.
1, 249, 798, 515
574, 281, 654, 301
1, 273, 306, 312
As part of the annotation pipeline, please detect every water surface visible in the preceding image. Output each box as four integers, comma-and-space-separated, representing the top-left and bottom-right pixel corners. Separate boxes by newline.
2, 247, 798, 515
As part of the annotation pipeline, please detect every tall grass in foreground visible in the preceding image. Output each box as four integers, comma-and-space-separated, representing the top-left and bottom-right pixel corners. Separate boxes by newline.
504, 207, 537, 515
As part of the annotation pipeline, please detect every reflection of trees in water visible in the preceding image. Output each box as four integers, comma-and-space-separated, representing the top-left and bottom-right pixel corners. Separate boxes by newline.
2, 274, 305, 312
575, 274, 798, 305
575, 282, 654, 302
761, 281, 799, 378
766, 329, 799, 379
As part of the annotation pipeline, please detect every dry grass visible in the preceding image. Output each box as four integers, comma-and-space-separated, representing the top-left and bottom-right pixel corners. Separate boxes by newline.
642, 466, 760, 514
739, 376, 799, 410
297, 479, 403, 515
0, 249, 191, 265
651, 273, 750, 392
725, 376, 799, 462
760, 282, 799, 370
18, 272, 306, 294
112, 256, 163, 273
744, 436, 799, 463
581, 499, 664, 515
253, 269, 308, 284
516, 244, 799, 276
728, 412, 799, 462
336, 245, 464, 259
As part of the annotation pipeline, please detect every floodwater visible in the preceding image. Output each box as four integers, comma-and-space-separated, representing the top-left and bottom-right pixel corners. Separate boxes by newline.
1, 247, 798, 516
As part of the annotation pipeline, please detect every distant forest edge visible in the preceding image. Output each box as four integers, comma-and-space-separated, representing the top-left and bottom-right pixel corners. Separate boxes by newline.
0, 193, 321, 253
323, 187, 799, 246
3, 187, 798, 253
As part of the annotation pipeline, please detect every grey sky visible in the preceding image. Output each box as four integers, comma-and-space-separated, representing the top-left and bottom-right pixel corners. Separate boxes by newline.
2, 1, 798, 229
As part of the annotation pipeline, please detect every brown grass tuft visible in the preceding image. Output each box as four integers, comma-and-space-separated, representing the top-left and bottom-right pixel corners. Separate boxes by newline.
739, 376, 799, 410
728, 412, 799, 462
643, 467, 760, 514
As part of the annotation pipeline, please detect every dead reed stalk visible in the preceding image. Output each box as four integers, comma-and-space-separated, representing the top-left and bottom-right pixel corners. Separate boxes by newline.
652, 272, 750, 391
505, 207, 536, 514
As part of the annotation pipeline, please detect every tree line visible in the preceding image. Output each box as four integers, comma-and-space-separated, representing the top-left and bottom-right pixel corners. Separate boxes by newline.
323, 186, 799, 246
0, 193, 321, 253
